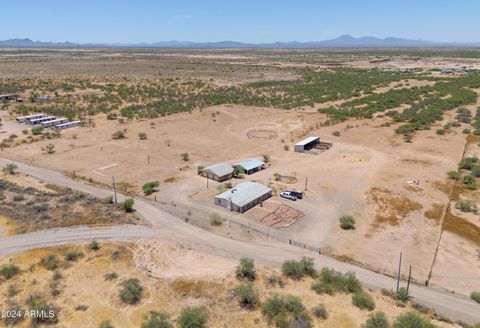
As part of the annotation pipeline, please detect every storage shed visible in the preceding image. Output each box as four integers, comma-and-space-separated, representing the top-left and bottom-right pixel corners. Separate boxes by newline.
294, 136, 320, 152
233, 158, 265, 175
214, 181, 272, 213
201, 163, 234, 182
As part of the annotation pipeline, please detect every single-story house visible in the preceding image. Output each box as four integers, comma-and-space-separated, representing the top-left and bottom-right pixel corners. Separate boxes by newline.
233, 158, 265, 175
201, 163, 234, 182
214, 181, 272, 213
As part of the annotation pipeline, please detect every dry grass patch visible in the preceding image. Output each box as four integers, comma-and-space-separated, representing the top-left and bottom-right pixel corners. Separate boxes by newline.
367, 187, 423, 227
424, 203, 445, 222
444, 213, 480, 246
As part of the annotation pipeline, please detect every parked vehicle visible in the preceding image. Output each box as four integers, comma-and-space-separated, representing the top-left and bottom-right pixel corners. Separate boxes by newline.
286, 189, 303, 199
280, 191, 297, 201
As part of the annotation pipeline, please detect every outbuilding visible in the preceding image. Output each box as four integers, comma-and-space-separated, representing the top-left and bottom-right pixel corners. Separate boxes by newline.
214, 181, 272, 213
294, 136, 320, 152
233, 158, 265, 175
201, 163, 234, 182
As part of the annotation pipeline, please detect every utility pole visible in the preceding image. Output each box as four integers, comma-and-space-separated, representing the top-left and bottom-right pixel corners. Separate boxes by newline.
304, 177, 308, 191
206, 176, 209, 189
112, 176, 117, 204
147, 155, 150, 165
396, 252, 403, 292
406, 265, 412, 295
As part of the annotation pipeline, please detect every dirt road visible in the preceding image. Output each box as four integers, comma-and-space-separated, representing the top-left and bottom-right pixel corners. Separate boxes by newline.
0, 157, 479, 324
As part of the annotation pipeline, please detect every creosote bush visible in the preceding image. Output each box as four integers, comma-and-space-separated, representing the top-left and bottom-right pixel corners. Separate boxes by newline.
364, 311, 389, 328
177, 307, 207, 328
0, 264, 20, 279
122, 198, 134, 212
119, 278, 143, 304
471, 291, 480, 303
352, 291, 375, 311
311, 268, 361, 295
140, 310, 172, 328
339, 215, 355, 230
235, 257, 256, 281
233, 283, 260, 309
281, 257, 316, 280
142, 181, 159, 196
392, 312, 435, 328
262, 295, 311, 328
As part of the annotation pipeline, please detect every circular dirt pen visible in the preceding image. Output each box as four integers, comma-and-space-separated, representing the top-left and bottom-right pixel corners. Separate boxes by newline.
246, 129, 278, 139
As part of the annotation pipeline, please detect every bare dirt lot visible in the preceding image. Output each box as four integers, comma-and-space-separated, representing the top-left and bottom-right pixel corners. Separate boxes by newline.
0, 48, 479, 299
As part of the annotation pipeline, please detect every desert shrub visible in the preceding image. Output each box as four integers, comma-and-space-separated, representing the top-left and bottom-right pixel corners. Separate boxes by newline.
281, 257, 316, 280
104, 272, 118, 281
40, 254, 60, 271
352, 291, 375, 311
472, 165, 480, 177
98, 320, 114, 328
463, 128, 471, 134
112, 130, 126, 139
122, 198, 134, 212
459, 156, 479, 170
262, 295, 311, 328
332, 131, 341, 137
142, 181, 159, 195
209, 213, 222, 226
26, 294, 58, 324
13, 194, 24, 201
471, 291, 480, 303
52, 270, 62, 281
119, 278, 143, 304
311, 268, 361, 295
181, 152, 190, 161
64, 251, 83, 261
138, 132, 148, 140
140, 311, 172, 328
89, 239, 100, 251
364, 311, 390, 328
455, 199, 478, 213
7, 284, 18, 297
463, 174, 478, 190
393, 287, 409, 302
235, 257, 256, 281
196, 165, 205, 174
436, 128, 446, 135
31, 125, 44, 135
339, 215, 355, 230
263, 154, 271, 163
234, 283, 260, 309
284, 145, 289, 151
0, 264, 20, 279
392, 312, 434, 328
3, 163, 18, 175
447, 171, 459, 180
177, 307, 207, 328
312, 304, 328, 319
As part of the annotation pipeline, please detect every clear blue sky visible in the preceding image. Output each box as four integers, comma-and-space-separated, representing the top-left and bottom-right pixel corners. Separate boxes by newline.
1, 0, 478, 43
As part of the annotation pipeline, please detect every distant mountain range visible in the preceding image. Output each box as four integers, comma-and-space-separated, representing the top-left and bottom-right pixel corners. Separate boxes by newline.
1, 35, 479, 48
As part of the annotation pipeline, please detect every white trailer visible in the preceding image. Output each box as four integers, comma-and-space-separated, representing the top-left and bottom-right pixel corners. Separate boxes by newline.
29, 116, 56, 125
41, 118, 69, 128
55, 120, 81, 130
16, 114, 45, 123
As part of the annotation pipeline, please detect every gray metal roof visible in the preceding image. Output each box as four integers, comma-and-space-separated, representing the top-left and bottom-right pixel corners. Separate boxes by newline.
233, 158, 265, 171
203, 163, 233, 177
215, 181, 271, 207
295, 136, 320, 146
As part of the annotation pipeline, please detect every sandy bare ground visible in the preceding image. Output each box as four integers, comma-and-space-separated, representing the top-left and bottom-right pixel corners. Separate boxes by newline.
0, 100, 475, 293
0, 242, 465, 328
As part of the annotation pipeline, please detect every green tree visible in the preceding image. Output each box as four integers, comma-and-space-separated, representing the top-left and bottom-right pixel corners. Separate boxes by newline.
122, 198, 134, 212
471, 291, 480, 303
339, 215, 355, 230
142, 181, 159, 196
31, 125, 44, 135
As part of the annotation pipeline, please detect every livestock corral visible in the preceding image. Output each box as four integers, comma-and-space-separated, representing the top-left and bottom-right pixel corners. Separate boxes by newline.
0, 48, 479, 309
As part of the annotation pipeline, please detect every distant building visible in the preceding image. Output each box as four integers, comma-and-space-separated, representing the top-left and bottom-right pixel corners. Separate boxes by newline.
294, 136, 332, 153
16, 114, 45, 123
36, 95, 53, 102
201, 163, 234, 182
55, 120, 81, 130
41, 118, 69, 128
214, 181, 272, 213
0, 94, 19, 102
29, 116, 56, 125
233, 158, 265, 175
